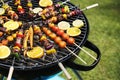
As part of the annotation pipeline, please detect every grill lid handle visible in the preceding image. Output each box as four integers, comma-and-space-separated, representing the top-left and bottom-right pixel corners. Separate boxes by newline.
66, 40, 101, 71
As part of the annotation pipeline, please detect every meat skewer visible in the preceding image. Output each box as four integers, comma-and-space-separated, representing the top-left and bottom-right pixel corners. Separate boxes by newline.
26, 0, 33, 10
48, 24, 97, 60
39, 5, 70, 19
38, 0, 70, 16
15, 29, 24, 48
14, 0, 25, 14
7, 29, 24, 80
1, 0, 19, 20
42, 27, 87, 64
33, 25, 54, 50
26, 0, 37, 18
36, 3, 99, 25
31, 25, 72, 79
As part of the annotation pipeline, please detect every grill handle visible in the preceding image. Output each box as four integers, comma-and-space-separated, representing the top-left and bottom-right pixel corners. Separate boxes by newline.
66, 40, 101, 71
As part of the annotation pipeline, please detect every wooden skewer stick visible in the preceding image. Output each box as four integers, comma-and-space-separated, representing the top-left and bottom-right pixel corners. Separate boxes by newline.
74, 43, 97, 60
53, 54, 72, 80
7, 57, 15, 80
62, 0, 70, 5
65, 47, 87, 64
81, 3, 99, 11
0, 0, 5, 5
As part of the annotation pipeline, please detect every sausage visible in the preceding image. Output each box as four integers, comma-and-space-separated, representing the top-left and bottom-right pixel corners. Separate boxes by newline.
48, 24, 75, 45
42, 27, 67, 48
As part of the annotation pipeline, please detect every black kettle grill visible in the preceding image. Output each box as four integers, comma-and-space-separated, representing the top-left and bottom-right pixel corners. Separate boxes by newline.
0, 0, 101, 80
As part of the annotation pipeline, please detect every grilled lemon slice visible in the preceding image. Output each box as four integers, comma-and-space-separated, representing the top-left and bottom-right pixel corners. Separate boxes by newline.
39, 0, 53, 7
0, 8, 5, 15
67, 27, 81, 36
27, 46, 44, 59
32, 7, 43, 13
0, 46, 11, 59
58, 21, 70, 30
72, 19, 84, 28
3, 20, 19, 31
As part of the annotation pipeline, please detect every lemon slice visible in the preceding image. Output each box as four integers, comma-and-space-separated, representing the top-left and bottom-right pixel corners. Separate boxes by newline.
32, 7, 43, 14
67, 27, 81, 36
3, 20, 19, 31
39, 0, 53, 7
72, 19, 84, 28
27, 46, 44, 59
0, 8, 5, 15
0, 46, 11, 59
58, 21, 70, 30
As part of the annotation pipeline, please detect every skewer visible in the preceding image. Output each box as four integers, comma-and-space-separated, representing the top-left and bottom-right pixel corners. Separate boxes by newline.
74, 43, 97, 60
7, 57, 15, 80
81, 3, 99, 11
0, 0, 4, 5
52, 53, 72, 80
62, 0, 70, 5
65, 47, 87, 64
68, 0, 98, 11
48, 24, 97, 60
42, 27, 87, 64
35, 3, 99, 23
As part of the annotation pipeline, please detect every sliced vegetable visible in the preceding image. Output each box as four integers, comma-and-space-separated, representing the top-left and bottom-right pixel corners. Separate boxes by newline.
58, 21, 70, 30
66, 27, 81, 36
23, 30, 30, 56
0, 46, 11, 59
7, 36, 14, 41
29, 26, 33, 49
32, 7, 43, 14
11, 52, 20, 59
45, 43, 54, 50
0, 8, 5, 15
40, 35, 47, 41
39, 0, 53, 7
27, 46, 44, 59
72, 19, 84, 28
46, 48, 56, 55
3, 20, 19, 31
12, 33, 17, 38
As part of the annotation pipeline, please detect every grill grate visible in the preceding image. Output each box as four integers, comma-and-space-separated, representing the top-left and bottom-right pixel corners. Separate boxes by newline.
0, 0, 89, 70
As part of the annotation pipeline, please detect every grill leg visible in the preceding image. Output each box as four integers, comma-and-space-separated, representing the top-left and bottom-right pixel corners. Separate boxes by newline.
72, 69, 83, 80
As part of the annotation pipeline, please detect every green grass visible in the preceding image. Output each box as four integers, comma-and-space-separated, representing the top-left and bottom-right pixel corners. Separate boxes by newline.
61, 0, 120, 80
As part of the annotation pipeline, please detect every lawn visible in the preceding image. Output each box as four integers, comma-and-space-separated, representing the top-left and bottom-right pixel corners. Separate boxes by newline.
61, 0, 120, 80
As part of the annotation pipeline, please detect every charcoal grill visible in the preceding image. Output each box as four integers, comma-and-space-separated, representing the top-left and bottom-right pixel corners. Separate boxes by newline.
0, 0, 101, 79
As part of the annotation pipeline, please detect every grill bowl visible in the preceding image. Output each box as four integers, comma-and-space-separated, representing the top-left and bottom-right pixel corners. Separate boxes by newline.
0, 0, 90, 79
